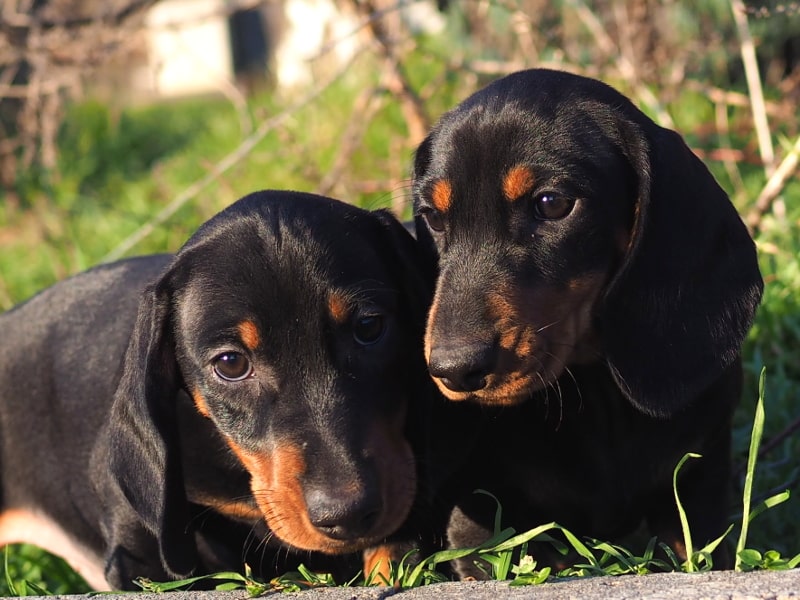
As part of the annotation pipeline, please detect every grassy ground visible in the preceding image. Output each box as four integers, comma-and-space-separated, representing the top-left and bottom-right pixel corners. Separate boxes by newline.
1, 4, 799, 595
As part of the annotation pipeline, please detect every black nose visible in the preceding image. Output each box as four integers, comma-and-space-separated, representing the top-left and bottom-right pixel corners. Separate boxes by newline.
306, 486, 382, 540
428, 342, 495, 393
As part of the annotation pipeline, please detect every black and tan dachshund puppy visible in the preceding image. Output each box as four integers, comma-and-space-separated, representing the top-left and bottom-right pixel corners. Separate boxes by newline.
412, 69, 763, 575
0, 190, 434, 590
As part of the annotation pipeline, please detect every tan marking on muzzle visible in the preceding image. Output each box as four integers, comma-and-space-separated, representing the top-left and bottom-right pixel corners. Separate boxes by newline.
225, 416, 415, 554
192, 494, 263, 521
191, 388, 211, 418
225, 440, 340, 552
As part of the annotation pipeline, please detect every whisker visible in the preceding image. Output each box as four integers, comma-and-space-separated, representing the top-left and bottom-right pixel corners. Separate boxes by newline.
534, 319, 563, 334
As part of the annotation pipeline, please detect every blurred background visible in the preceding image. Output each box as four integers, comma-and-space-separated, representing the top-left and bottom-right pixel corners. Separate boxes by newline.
0, 0, 799, 593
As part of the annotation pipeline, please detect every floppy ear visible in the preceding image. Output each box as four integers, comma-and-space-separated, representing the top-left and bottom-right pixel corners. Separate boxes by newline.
105, 271, 197, 578
598, 125, 763, 417
372, 209, 435, 326
370, 207, 437, 465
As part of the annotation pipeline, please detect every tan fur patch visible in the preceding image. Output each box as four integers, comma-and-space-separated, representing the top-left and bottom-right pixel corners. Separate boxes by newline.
226, 417, 415, 554
328, 291, 351, 325
427, 272, 607, 406
192, 495, 262, 521
237, 320, 261, 351
0, 508, 108, 590
363, 545, 395, 585
226, 441, 328, 550
502, 165, 535, 201
431, 179, 453, 212
191, 388, 211, 418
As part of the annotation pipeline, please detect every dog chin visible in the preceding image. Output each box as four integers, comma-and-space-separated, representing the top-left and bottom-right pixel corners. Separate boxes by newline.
433, 381, 532, 407
433, 367, 563, 406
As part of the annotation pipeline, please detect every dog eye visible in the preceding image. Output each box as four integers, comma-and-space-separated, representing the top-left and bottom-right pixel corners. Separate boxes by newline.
353, 314, 385, 346
213, 352, 253, 381
419, 207, 445, 232
532, 194, 575, 220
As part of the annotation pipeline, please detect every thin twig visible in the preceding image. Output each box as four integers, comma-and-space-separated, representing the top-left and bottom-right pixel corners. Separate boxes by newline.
317, 87, 386, 197
758, 415, 800, 461
351, 0, 430, 144
492, 0, 540, 62
747, 135, 800, 234
101, 53, 362, 263
730, 0, 775, 177
734, 414, 800, 479
565, 0, 674, 128
714, 101, 747, 201
684, 80, 788, 118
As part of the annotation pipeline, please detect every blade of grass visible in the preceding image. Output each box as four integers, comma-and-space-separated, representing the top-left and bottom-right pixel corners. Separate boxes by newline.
134, 571, 250, 593
748, 490, 790, 523
559, 526, 600, 567
589, 540, 638, 572
26, 581, 49, 595
735, 367, 767, 571
673, 452, 702, 572
485, 522, 560, 553
363, 557, 390, 586
403, 546, 487, 587
4, 548, 18, 597
697, 523, 735, 565
475, 489, 506, 536
480, 552, 513, 580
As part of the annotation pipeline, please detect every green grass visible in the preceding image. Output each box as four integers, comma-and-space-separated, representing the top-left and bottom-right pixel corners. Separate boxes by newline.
2, 545, 90, 596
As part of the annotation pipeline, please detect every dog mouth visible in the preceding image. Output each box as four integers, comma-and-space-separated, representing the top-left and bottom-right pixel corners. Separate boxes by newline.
426, 306, 572, 405
430, 346, 566, 406
426, 275, 603, 407
226, 429, 416, 554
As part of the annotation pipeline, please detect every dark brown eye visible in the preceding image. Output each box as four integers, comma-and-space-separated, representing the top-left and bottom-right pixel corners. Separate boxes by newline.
213, 352, 253, 381
353, 314, 385, 346
419, 207, 445, 232
532, 194, 575, 220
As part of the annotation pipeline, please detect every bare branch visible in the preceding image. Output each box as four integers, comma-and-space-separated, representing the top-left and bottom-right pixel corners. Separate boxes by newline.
349, 0, 430, 145
564, 0, 675, 128
730, 0, 776, 177
747, 134, 800, 234
317, 87, 386, 197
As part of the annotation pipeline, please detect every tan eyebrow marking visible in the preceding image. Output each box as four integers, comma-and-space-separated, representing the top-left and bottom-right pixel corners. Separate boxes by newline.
328, 291, 351, 324
502, 165, 535, 201
237, 320, 261, 351
431, 179, 453, 212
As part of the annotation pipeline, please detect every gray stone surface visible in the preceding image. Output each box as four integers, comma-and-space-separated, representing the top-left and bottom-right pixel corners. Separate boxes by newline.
40, 570, 800, 600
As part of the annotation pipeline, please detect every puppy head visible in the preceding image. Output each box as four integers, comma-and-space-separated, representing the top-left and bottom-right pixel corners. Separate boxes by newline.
107, 191, 429, 577
413, 68, 762, 416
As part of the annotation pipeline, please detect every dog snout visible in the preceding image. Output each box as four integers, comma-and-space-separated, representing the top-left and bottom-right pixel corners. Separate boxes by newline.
305, 485, 382, 541
428, 341, 495, 393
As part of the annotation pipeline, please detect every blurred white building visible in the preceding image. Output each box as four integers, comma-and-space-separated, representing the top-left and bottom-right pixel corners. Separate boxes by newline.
131, 0, 445, 99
